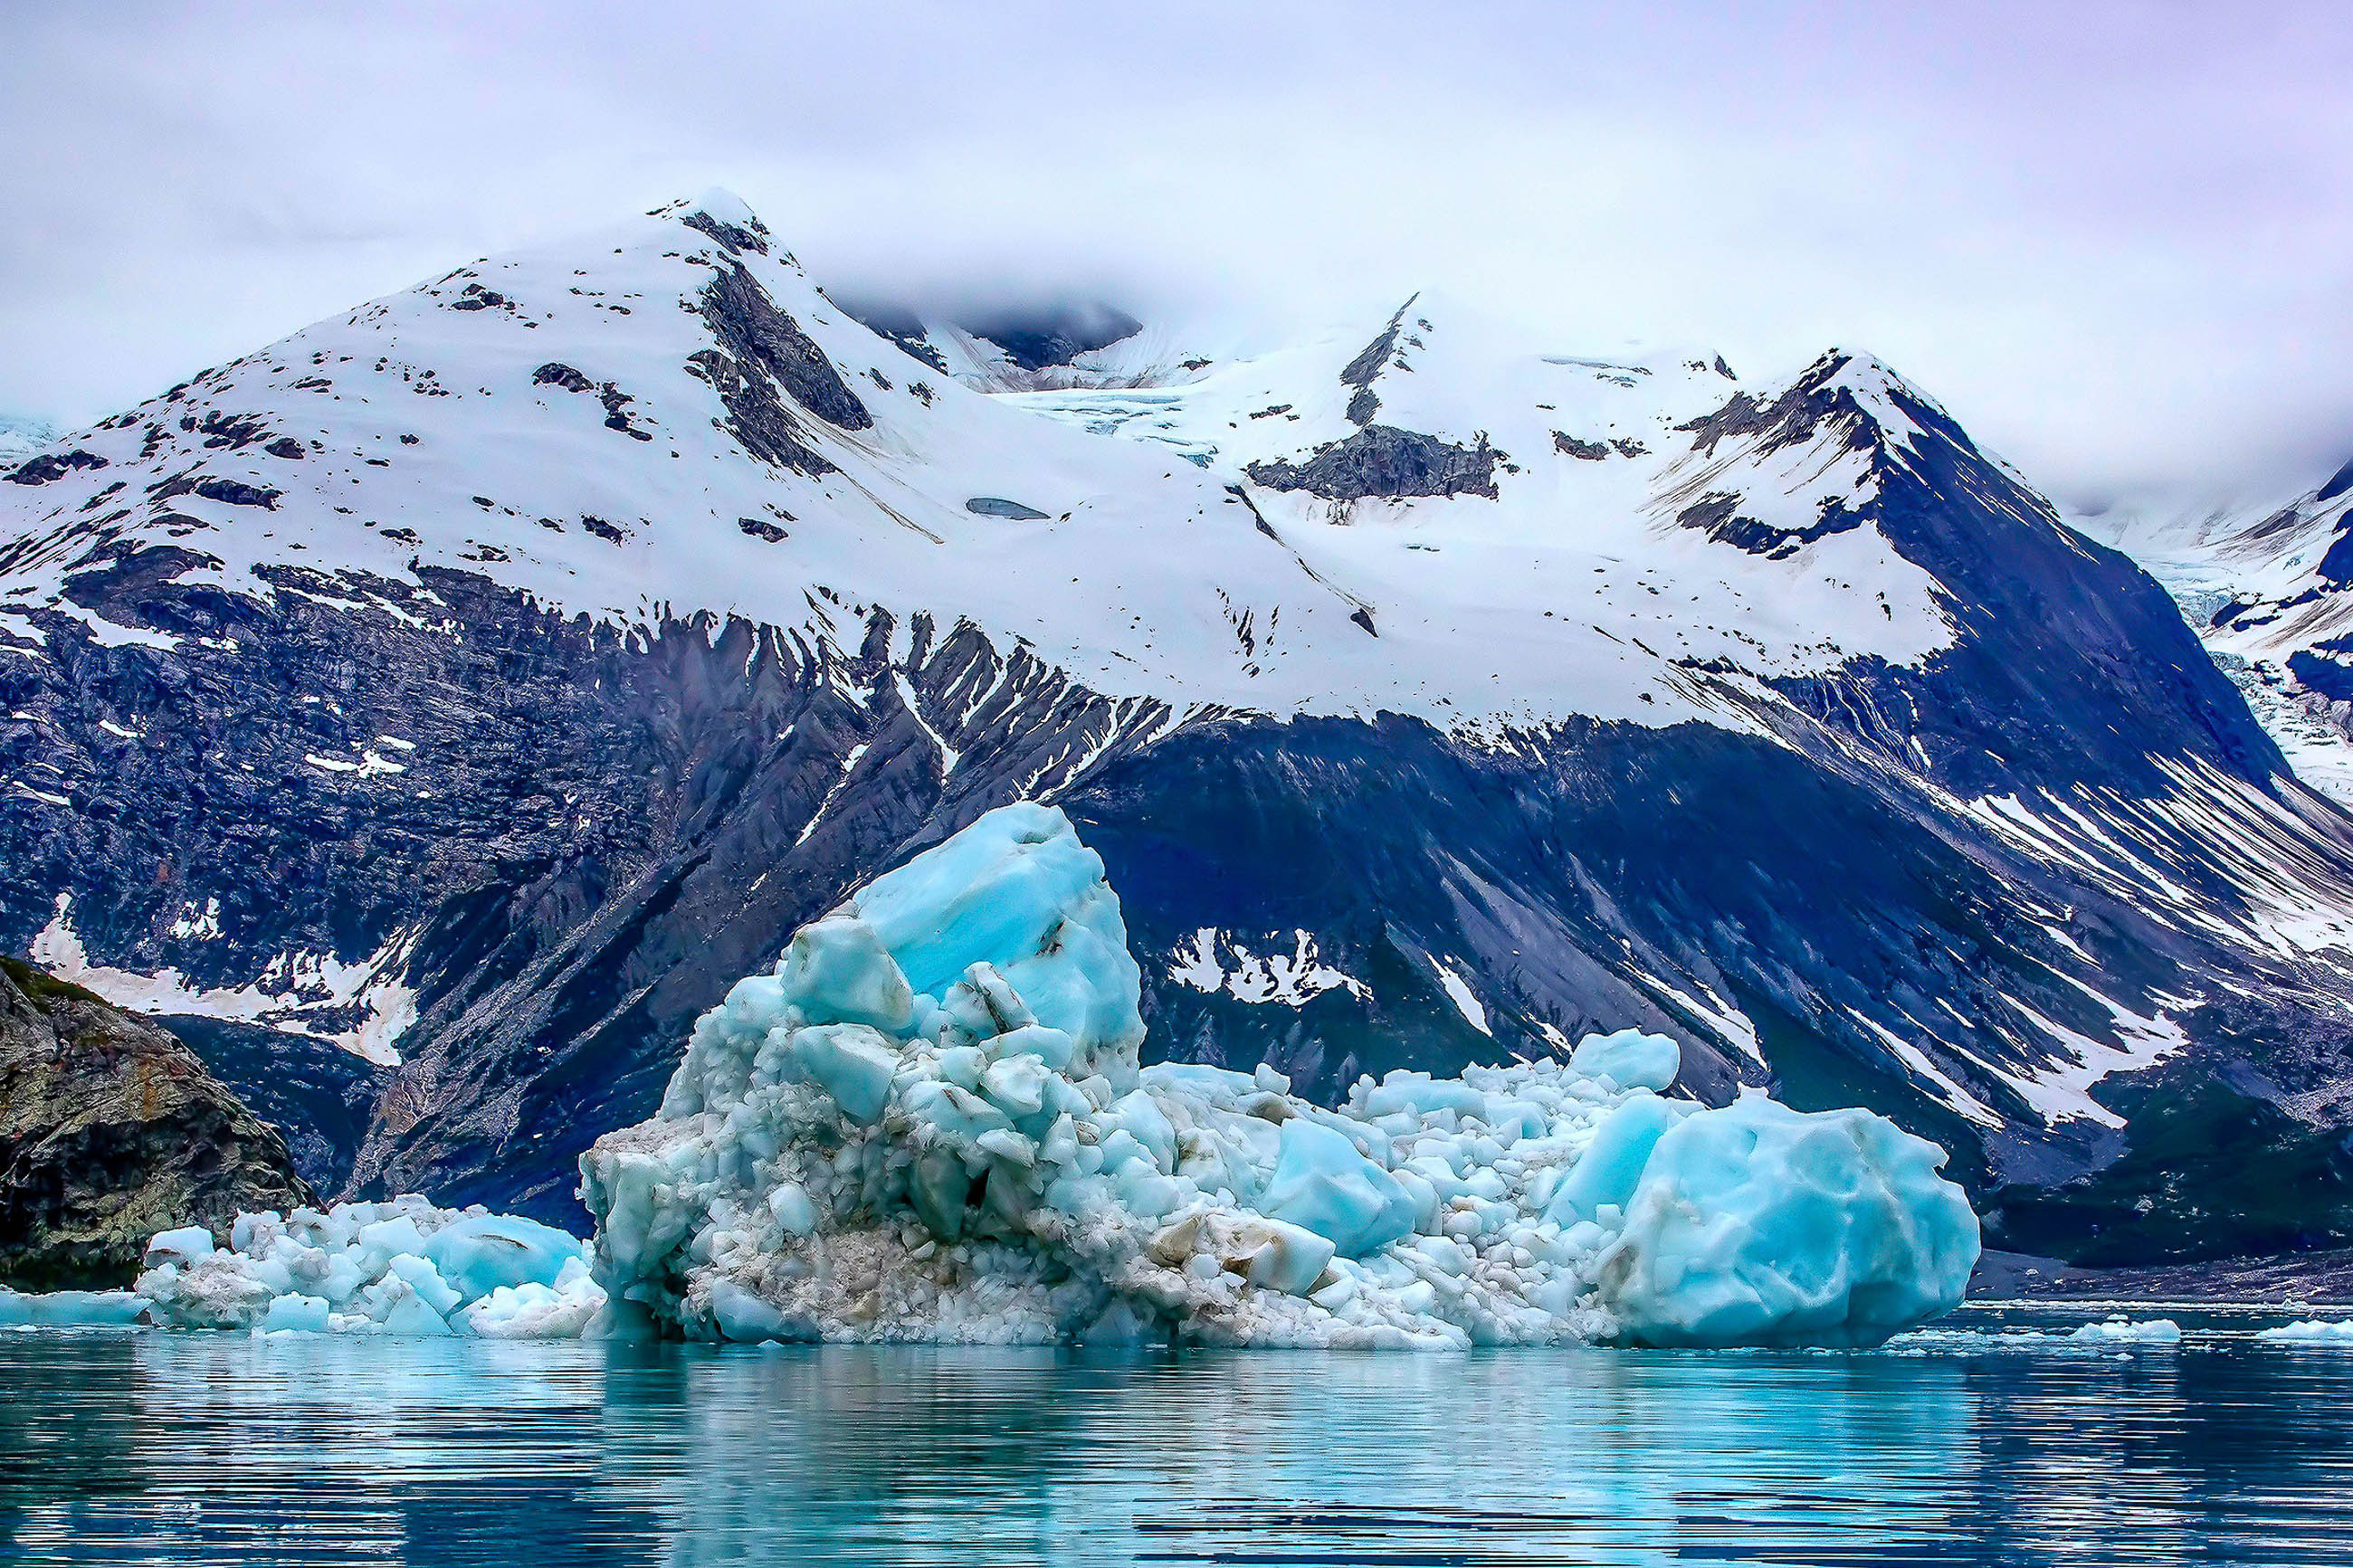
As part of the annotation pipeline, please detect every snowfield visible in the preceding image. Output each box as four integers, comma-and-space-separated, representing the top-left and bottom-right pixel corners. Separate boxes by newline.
0, 192, 1963, 742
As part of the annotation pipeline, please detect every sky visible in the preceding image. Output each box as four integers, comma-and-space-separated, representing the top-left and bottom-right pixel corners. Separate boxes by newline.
2, 1, 2348, 512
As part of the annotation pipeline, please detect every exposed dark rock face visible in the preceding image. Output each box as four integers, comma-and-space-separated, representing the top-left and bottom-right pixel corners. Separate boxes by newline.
532, 363, 595, 394
194, 412, 269, 450
157, 1015, 391, 1194
965, 497, 1050, 520
1247, 424, 1502, 501
954, 303, 1142, 371
597, 385, 652, 441
2320, 455, 2353, 506
535, 363, 654, 441
192, 478, 279, 509
2291, 648, 2353, 703
1679, 353, 1881, 463
691, 264, 872, 475
1678, 489, 1861, 557
0, 958, 312, 1289
681, 208, 771, 257
1553, 432, 1609, 460
833, 298, 952, 374
7, 451, 108, 486
1338, 296, 1415, 428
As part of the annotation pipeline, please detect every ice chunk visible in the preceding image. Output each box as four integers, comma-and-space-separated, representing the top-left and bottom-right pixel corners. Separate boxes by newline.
137, 1197, 603, 1337
1544, 1093, 1683, 1226
145, 1226, 218, 1269
1569, 1028, 1681, 1092
1239, 1218, 1338, 1296
786, 1023, 900, 1121
466, 1259, 609, 1339
2259, 1318, 2353, 1345
1363, 1071, 1487, 1121
121, 805, 1977, 1353
0, 1286, 147, 1327
1260, 1118, 1417, 1258
261, 1294, 331, 1334
845, 802, 1145, 1073
2068, 1316, 2180, 1345
424, 1213, 590, 1303
1593, 1093, 1979, 1347
778, 917, 915, 1034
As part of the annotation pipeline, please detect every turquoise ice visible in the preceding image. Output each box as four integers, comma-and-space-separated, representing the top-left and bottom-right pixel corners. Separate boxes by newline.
579, 803, 1979, 1348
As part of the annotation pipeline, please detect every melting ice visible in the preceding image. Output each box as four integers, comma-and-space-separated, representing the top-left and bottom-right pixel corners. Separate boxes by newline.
85, 802, 1974, 1348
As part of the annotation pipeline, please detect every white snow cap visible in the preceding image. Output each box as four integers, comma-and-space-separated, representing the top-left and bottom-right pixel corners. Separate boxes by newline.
0, 190, 1972, 747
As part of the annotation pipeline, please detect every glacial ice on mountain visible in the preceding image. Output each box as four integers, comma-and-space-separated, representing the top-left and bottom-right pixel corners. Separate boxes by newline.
135, 1198, 604, 1337
580, 802, 1978, 1348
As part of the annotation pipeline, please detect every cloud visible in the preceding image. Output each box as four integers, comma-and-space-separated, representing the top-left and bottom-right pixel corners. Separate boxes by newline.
4, 0, 2349, 508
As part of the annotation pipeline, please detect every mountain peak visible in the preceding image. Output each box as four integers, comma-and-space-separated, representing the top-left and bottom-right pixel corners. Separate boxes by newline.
651, 187, 775, 258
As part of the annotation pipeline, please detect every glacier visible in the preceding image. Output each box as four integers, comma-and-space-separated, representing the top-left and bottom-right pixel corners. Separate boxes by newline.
576, 802, 1977, 1349
66, 801, 1974, 1348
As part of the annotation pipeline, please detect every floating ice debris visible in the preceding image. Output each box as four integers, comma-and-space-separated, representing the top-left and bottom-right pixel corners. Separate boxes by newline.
134, 1197, 604, 1337
581, 802, 1979, 1349
2258, 1318, 2353, 1345
1884, 1316, 2186, 1354
2068, 1316, 2181, 1345
0, 1285, 146, 1328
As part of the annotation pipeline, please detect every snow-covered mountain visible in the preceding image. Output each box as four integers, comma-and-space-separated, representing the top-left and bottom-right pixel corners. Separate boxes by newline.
2079, 464, 2353, 803
8, 191, 2353, 1265
0, 415, 57, 467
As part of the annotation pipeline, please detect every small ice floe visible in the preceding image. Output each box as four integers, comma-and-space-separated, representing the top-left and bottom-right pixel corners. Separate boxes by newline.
2258, 1318, 2353, 1345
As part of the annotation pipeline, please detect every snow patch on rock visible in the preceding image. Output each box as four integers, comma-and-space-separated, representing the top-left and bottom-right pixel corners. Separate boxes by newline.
33, 894, 416, 1066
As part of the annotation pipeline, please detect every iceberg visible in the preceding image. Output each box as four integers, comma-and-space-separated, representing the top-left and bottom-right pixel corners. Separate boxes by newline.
135, 1196, 605, 1337
580, 802, 1979, 1348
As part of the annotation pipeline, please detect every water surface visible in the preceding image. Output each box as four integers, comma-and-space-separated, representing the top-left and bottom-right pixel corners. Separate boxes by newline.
8, 1307, 2353, 1564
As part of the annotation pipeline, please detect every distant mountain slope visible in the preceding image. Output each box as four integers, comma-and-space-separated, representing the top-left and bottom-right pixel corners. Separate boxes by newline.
7, 192, 2353, 1264
2080, 466, 2353, 803
0, 415, 57, 467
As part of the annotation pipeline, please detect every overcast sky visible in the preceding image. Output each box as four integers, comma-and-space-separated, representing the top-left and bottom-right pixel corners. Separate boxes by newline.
3, 1, 2348, 509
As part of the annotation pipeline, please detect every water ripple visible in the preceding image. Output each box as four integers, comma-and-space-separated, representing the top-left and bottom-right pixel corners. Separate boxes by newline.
7, 1316, 2353, 1564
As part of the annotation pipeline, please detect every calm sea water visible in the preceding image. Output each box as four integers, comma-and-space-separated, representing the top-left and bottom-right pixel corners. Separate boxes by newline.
7, 1306, 2353, 1565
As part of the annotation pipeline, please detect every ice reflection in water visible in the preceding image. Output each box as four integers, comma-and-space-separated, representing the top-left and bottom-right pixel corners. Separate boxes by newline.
7, 1323, 2353, 1563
